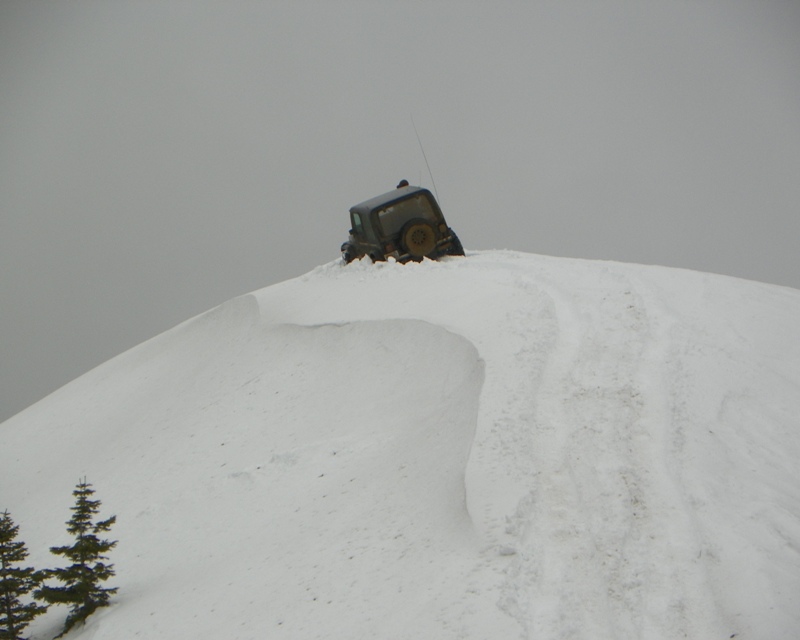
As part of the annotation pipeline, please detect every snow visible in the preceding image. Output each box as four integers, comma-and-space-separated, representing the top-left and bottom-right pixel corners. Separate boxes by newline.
2, 249, 799, 639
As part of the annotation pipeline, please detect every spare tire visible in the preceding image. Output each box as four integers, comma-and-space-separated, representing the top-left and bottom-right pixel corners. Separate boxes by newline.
400, 219, 437, 258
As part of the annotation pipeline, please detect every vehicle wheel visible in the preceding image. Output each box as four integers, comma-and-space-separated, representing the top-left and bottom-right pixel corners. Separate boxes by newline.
447, 229, 465, 256
401, 219, 437, 258
341, 244, 357, 263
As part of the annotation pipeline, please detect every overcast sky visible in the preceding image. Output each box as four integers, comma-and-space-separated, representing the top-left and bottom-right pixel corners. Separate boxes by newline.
2, 0, 799, 423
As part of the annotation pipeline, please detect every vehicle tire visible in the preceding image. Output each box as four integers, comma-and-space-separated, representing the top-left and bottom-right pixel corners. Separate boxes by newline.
341, 244, 357, 263
447, 229, 465, 256
400, 219, 437, 258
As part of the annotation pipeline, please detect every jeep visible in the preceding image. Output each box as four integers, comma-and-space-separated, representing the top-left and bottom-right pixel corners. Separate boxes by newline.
341, 182, 464, 264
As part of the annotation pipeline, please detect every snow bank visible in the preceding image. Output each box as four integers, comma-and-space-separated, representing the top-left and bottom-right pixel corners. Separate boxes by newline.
2, 250, 799, 639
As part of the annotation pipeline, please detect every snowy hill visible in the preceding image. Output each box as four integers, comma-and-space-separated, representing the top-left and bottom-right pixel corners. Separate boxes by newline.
2, 250, 800, 640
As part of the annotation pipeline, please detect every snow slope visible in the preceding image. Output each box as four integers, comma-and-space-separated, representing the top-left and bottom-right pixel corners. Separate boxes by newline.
2, 250, 799, 640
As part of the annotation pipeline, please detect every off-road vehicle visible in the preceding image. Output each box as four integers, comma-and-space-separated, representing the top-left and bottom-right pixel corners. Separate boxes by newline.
341, 182, 464, 264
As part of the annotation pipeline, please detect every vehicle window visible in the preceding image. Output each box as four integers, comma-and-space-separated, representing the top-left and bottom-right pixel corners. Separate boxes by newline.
351, 212, 364, 235
377, 195, 437, 235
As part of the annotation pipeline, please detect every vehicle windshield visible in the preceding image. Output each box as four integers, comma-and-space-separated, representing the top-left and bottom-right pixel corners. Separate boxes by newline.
376, 194, 438, 236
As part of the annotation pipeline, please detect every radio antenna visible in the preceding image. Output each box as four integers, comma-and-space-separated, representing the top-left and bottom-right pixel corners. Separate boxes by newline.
411, 114, 439, 202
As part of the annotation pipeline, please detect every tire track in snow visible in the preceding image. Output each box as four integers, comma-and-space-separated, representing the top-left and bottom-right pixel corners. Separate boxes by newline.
498, 266, 724, 639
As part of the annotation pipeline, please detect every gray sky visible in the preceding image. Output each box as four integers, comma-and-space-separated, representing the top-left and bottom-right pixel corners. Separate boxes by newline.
2, 0, 799, 423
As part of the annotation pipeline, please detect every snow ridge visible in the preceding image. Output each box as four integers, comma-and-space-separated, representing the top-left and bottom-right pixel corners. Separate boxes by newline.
2, 250, 799, 639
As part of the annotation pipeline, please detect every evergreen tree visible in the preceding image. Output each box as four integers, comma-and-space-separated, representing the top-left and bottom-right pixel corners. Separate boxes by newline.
35, 479, 117, 637
0, 510, 47, 640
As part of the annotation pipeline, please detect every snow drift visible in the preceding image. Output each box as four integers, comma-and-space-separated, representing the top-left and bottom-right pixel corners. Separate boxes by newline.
2, 250, 799, 639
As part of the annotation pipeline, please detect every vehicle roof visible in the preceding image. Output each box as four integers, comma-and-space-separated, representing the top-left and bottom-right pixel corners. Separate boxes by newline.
349, 185, 434, 215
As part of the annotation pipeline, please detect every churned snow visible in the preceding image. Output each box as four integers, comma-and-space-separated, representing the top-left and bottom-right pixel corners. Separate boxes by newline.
2, 250, 799, 639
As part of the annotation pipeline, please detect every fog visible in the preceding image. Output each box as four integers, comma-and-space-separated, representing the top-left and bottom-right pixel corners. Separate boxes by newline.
2, 1, 799, 422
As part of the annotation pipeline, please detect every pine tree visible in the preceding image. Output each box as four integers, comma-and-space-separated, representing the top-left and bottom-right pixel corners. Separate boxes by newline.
35, 479, 117, 637
0, 510, 47, 640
